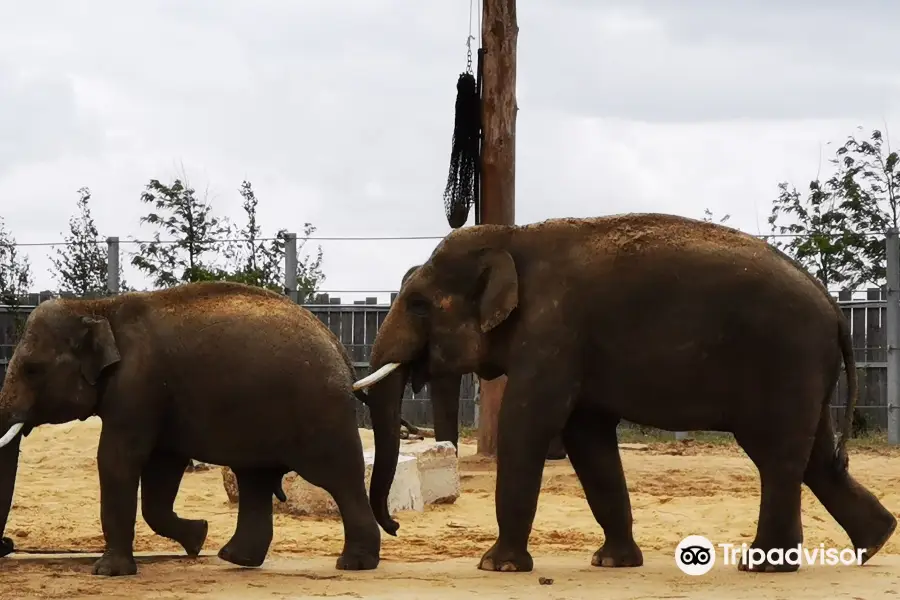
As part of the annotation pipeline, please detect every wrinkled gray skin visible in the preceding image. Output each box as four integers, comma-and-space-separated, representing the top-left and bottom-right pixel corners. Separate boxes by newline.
400, 265, 567, 460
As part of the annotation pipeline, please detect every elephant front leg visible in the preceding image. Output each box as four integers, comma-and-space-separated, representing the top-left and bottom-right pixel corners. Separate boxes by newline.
430, 374, 462, 450
218, 468, 280, 567
545, 435, 567, 460
0, 434, 21, 558
478, 371, 577, 573
92, 429, 148, 576
562, 410, 642, 567
141, 452, 209, 556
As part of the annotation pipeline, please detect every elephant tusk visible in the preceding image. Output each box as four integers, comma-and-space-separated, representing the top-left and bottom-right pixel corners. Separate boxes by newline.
352, 362, 401, 391
0, 423, 24, 449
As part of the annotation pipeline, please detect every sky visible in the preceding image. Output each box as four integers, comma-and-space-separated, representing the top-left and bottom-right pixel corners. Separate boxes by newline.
1, 0, 898, 303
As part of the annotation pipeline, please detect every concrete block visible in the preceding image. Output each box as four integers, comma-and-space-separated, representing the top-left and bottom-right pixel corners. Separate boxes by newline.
364, 451, 424, 515
398, 440, 460, 504
222, 453, 423, 517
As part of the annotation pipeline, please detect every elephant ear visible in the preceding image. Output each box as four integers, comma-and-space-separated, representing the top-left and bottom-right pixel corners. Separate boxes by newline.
78, 316, 121, 385
400, 265, 421, 289
475, 249, 518, 333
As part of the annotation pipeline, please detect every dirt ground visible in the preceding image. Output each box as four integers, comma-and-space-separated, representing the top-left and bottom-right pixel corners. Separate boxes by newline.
2, 418, 899, 599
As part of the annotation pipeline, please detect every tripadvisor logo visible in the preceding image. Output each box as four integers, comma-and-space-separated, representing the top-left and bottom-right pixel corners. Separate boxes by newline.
675, 535, 866, 575
720, 542, 867, 570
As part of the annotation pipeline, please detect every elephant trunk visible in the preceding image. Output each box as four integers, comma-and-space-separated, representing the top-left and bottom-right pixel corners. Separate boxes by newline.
355, 296, 428, 535
366, 364, 408, 536
0, 432, 20, 558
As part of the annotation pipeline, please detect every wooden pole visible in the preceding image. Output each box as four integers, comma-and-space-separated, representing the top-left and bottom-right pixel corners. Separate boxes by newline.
476, 0, 517, 456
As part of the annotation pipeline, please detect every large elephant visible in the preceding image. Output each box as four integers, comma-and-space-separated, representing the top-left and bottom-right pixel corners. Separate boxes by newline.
0, 281, 395, 576
354, 213, 897, 573
398, 264, 567, 460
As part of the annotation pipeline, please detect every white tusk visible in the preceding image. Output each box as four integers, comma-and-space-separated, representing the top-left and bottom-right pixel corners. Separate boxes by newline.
352, 362, 402, 391
0, 423, 24, 449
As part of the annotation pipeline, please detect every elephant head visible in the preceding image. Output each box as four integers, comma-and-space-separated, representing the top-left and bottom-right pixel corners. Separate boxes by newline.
399, 265, 463, 452
367, 233, 517, 382
354, 228, 517, 524
0, 301, 119, 439
0, 300, 121, 546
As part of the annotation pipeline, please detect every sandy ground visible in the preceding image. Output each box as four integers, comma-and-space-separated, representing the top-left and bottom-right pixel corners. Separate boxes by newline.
1, 418, 899, 599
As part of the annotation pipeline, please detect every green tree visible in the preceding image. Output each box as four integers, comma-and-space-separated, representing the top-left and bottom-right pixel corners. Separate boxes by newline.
0, 217, 32, 307
701, 208, 731, 224
221, 181, 325, 301
130, 177, 232, 288
0, 217, 33, 346
50, 187, 129, 297
768, 127, 900, 290
767, 178, 868, 289
824, 127, 900, 286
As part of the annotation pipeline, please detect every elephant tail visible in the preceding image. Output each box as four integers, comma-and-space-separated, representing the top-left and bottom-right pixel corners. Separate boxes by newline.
833, 314, 857, 475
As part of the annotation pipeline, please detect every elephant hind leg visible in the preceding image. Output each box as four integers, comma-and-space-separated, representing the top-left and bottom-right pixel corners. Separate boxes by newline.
140, 453, 208, 557
803, 404, 897, 564
217, 467, 282, 567
562, 409, 642, 568
290, 425, 381, 571
733, 411, 819, 573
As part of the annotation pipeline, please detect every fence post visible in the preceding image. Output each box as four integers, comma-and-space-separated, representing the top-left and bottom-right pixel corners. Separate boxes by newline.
887, 228, 900, 445
106, 236, 120, 294
472, 375, 480, 429
284, 232, 298, 303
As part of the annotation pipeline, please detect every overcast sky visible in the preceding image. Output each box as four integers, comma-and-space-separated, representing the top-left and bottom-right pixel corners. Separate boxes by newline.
1, 0, 898, 302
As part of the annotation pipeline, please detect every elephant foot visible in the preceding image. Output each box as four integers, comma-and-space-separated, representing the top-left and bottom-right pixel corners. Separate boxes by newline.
477, 542, 534, 572
546, 438, 567, 461
335, 547, 380, 571
217, 540, 267, 568
0, 536, 14, 558
736, 547, 801, 573
92, 551, 138, 576
177, 519, 209, 557
854, 513, 897, 565
591, 540, 643, 567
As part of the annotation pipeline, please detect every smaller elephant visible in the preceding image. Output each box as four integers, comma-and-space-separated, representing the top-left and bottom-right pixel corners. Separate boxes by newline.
0, 281, 396, 576
399, 264, 567, 460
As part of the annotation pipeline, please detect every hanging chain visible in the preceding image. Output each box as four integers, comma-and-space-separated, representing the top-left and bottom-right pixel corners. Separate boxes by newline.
466, 0, 475, 74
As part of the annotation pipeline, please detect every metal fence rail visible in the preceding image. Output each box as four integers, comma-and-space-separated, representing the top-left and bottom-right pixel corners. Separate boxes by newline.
3, 229, 900, 443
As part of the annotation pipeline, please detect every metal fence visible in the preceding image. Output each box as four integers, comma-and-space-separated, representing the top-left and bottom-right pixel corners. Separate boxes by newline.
0, 293, 479, 430
0, 288, 893, 436
3, 229, 900, 442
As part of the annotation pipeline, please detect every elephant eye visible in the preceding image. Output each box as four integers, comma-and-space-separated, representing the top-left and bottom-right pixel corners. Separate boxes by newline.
406, 293, 430, 317
21, 360, 45, 377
